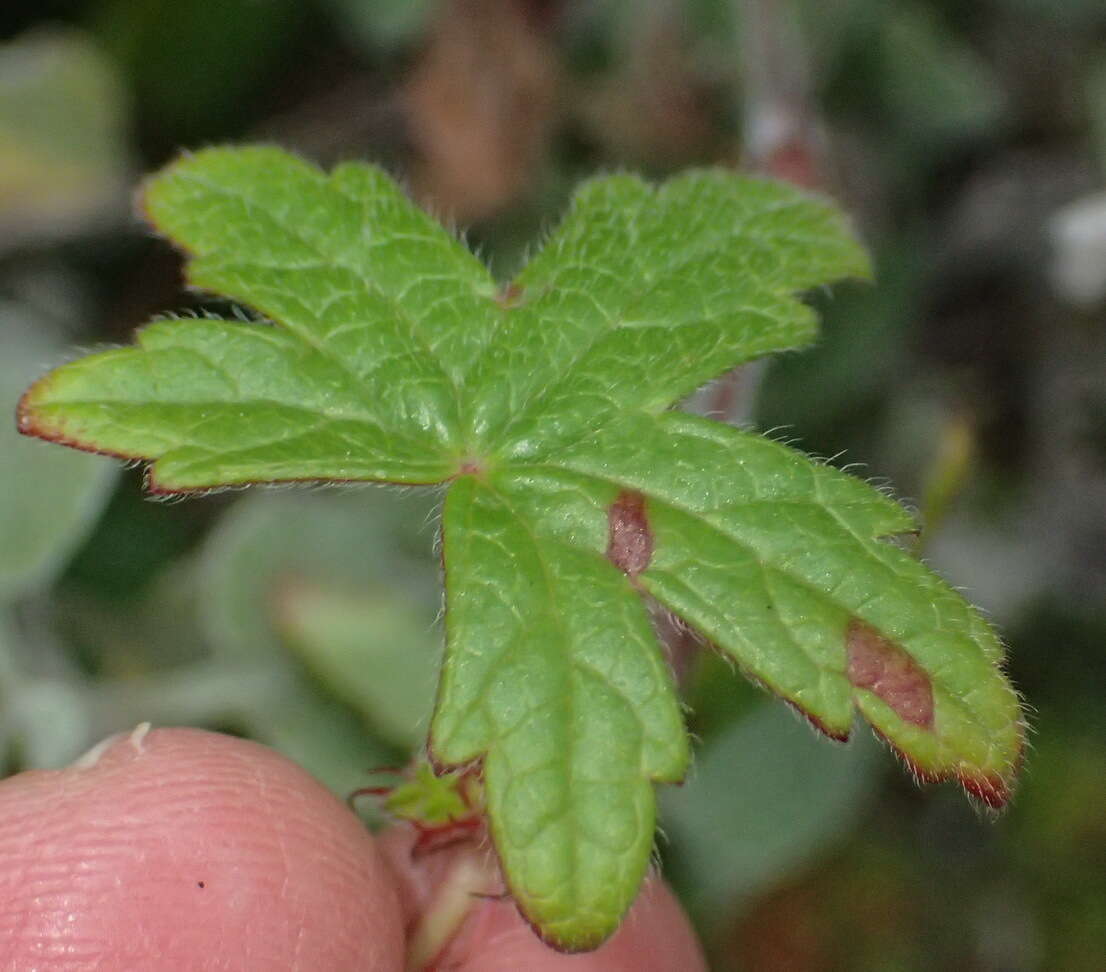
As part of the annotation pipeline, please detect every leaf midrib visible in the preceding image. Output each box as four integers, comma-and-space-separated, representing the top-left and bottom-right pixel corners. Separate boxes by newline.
466, 478, 657, 915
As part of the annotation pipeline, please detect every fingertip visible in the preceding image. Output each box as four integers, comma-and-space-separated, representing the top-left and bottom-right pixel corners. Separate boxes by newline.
377, 821, 706, 972
0, 727, 404, 970
448, 875, 709, 972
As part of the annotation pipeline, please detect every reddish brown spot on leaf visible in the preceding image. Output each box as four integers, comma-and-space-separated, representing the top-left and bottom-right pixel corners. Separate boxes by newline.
606, 490, 652, 577
846, 619, 934, 729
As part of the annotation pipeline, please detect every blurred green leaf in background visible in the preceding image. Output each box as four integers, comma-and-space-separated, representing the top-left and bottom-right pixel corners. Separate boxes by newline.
0, 27, 131, 251
1, 311, 116, 600
1, 0, 1104, 965
0, 309, 116, 770
663, 701, 880, 930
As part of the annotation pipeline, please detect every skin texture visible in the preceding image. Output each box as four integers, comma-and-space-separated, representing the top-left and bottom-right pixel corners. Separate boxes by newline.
377, 827, 708, 971
0, 727, 405, 970
0, 728, 707, 971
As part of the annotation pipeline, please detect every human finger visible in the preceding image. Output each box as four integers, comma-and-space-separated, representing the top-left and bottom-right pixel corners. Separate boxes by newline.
0, 726, 405, 970
378, 823, 707, 971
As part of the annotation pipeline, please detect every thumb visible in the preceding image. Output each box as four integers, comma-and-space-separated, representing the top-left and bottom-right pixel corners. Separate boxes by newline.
0, 727, 404, 970
377, 824, 708, 971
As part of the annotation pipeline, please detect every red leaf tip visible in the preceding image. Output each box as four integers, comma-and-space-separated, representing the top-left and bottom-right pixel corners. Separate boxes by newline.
957, 770, 1011, 810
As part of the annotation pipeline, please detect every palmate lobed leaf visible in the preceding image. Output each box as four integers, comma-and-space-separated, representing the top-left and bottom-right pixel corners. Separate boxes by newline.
16, 146, 1023, 950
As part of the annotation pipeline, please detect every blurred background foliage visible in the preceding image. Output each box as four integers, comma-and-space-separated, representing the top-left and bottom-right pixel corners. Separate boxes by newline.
1, 1, 1104, 968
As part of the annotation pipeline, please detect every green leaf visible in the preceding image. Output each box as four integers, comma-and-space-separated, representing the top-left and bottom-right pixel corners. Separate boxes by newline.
22, 146, 499, 489
91, 0, 302, 138
319, 0, 434, 53
472, 170, 871, 457
0, 606, 97, 771
382, 762, 482, 827
0, 27, 131, 250
195, 489, 439, 664
880, 6, 1005, 151
434, 473, 687, 946
1, 308, 116, 599
18, 146, 1024, 949
661, 700, 879, 928
277, 582, 437, 750
190, 489, 438, 790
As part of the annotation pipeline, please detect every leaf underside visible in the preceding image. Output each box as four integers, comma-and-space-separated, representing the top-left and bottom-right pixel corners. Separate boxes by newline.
17, 147, 1024, 950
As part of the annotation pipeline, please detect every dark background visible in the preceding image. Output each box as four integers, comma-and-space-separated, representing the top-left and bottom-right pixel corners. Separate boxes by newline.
1, 1, 1104, 968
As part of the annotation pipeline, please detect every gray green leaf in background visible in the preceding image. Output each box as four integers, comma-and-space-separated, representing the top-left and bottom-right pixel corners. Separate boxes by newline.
0, 27, 131, 251
320, 0, 434, 53
91, 0, 302, 138
662, 701, 880, 929
195, 489, 440, 793
18, 146, 1024, 949
0, 606, 99, 772
0, 309, 116, 771
2, 308, 116, 600
59, 489, 439, 794
277, 581, 437, 751
880, 4, 1005, 151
